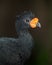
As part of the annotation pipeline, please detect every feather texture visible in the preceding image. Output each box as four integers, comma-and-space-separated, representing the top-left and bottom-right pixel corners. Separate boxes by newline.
0, 11, 34, 65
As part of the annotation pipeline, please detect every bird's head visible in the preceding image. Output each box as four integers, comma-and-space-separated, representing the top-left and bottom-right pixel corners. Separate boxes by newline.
15, 11, 41, 33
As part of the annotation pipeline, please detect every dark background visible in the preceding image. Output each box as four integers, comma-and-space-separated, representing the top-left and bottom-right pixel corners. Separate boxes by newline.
0, 0, 52, 65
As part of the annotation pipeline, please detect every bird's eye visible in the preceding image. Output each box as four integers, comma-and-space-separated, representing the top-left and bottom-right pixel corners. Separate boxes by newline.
26, 19, 29, 22
24, 19, 29, 24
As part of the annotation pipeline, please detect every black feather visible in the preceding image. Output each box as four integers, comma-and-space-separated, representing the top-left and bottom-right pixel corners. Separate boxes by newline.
0, 11, 34, 65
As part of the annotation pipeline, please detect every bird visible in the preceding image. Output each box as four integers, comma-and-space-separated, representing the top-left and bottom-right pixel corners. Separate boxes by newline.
0, 11, 41, 65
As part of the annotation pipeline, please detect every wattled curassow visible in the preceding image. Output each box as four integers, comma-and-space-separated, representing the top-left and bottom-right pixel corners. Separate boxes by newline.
0, 11, 41, 65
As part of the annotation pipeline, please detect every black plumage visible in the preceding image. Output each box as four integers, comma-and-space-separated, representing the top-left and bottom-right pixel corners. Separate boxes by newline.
0, 11, 40, 65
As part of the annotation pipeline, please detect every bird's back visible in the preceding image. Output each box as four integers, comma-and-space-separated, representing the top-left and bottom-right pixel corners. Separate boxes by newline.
0, 37, 21, 65
0, 34, 33, 65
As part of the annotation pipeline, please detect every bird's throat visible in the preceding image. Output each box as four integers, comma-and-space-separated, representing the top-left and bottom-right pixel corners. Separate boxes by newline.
18, 30, 33, 44
19, 30, 29, 38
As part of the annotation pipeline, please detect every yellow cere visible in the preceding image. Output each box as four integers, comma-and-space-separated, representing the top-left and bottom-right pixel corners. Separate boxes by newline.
29, 18, 39, 28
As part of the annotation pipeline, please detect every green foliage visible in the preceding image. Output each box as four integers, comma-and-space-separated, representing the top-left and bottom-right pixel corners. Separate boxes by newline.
25, 40, 48, 65
36, 49, 48, 65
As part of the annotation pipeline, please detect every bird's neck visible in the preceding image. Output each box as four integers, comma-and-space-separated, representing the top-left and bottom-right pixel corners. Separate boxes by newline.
18, 30, 33, 47
19, 30, 30, 38
18, 30, 33, 59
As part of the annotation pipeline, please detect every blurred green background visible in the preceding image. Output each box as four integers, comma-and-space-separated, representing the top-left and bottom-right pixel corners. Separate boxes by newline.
0, 0, 52, 65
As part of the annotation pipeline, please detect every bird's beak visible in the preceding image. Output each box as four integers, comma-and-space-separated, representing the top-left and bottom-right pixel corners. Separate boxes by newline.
36, 22, 41, 28
29, 18, 41, 28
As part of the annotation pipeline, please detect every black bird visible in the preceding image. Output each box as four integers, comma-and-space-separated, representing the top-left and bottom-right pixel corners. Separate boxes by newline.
0, 11, 41, 65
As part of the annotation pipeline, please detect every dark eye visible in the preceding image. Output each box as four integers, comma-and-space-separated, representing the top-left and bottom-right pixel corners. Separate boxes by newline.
26, 19, 29, 22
